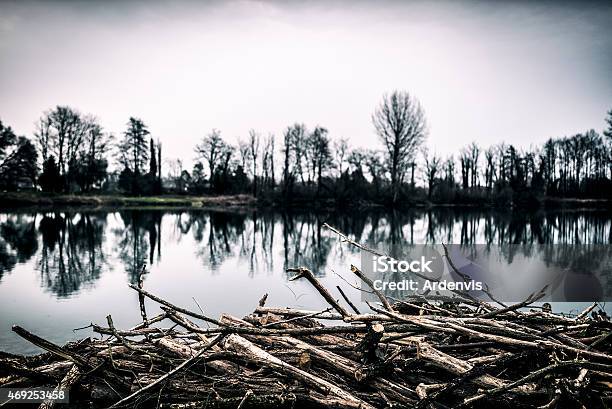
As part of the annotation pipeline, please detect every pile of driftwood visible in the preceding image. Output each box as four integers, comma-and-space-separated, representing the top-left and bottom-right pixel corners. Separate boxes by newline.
1, 229, 612, 409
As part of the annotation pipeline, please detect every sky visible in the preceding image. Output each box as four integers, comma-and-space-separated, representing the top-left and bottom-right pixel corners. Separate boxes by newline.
0, 0, 611, 169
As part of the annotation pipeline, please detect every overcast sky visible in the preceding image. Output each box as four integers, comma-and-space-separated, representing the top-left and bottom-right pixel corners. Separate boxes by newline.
0, 0, 611, 167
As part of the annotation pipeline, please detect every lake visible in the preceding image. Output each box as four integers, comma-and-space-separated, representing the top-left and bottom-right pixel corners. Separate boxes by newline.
1, 207, 611, 355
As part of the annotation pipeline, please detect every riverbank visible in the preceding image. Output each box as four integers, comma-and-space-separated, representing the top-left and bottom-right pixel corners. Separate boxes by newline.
0, 192, 256, 209
1, 192, 611, 211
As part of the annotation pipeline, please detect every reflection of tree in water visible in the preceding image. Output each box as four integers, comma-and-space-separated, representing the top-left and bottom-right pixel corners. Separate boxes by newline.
37, 212, 108, 297
540, 244, 612, 272
178, 210, 334, 276
320, 210, 417, 253
343, 209, 612, 289
238, 212, 264, 277
281, 212, 334, 276
190, 210, 335, 277
175, 208, 611, 279
113, 211, 162, 284
2, 208, 611, 292
0, 214, 38, 280
313, 209, 612, 273
378, 208, 612, 247
180, 211, 246, 272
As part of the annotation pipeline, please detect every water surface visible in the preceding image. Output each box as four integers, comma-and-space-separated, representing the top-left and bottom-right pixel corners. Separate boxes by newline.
1, 207, 610, 354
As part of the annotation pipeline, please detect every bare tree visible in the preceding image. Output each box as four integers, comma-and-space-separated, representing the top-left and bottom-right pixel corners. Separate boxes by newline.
460, 148, 470, 189
290, 124, 307, 185
281, 123, 308, 196
604, 110, 612, 179
372, 91, 427, 202
36, 106, 84, 186
468, 142, 481, 188
248, 129, 260, 196
422, 148, 441, 199
34, 116, 51, 163
262, 138, 270, 187
496, 143, 508, 184
484, 147, 496, 189
444, 155, 455, 186
260, 133, 276, 189
308, 127, 332, 196
304, 133, 315, 184
268, 134, 275, 187
219, 144, 234, 176
157, 140, 162, 184
165, 158, 183, 190
333, 137, 349, 177
194, 129, 225, 179
364, 149, 384, 194
347, 148, 366, 175
237, 137, 250, 171
79, 116, 113, 191
282, 126, 293, 195
35, 106, 112, 192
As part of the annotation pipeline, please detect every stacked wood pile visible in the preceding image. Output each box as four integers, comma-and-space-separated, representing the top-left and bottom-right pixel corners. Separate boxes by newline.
1, 227, 611, 408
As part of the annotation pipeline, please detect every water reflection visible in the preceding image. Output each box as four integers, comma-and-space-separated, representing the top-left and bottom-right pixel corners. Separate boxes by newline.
0, 208, 610, 298
37, 213, 107, 297
0, 214, 38, 279
113, 211, 162, 283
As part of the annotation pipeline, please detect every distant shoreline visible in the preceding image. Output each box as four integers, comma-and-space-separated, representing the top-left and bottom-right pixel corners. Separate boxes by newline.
1, 192, 611, 211
0, 192, 257, 210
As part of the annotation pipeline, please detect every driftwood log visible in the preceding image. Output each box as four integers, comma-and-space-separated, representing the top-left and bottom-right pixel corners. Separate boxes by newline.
1, 226, 611, 408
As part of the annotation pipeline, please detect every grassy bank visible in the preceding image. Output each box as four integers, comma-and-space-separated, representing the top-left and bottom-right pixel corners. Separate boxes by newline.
0, 192, 256, 209
1, 191, 611, 211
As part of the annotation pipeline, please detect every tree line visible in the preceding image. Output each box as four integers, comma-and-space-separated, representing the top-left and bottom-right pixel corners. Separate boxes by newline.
1, 91, 611, 206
